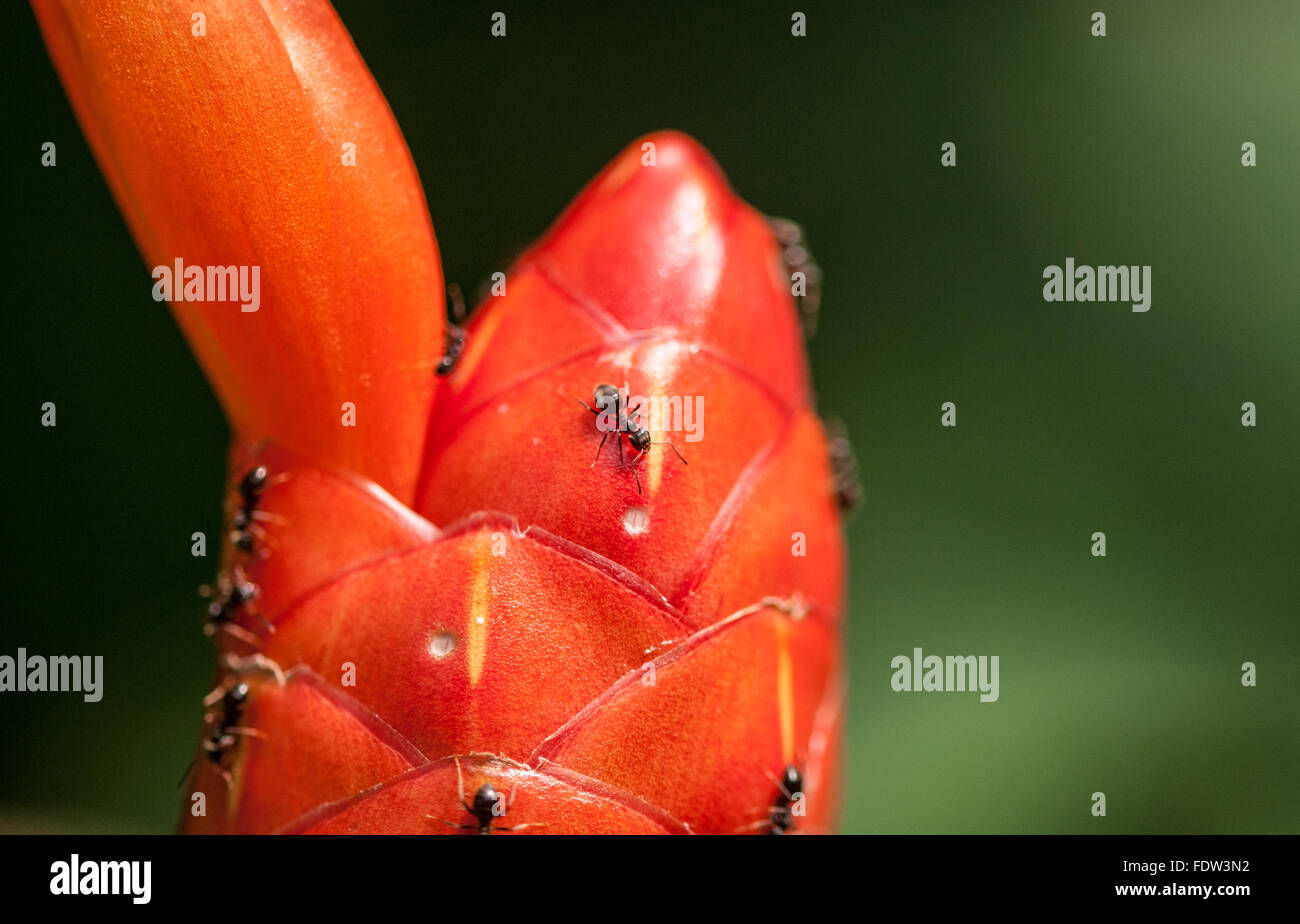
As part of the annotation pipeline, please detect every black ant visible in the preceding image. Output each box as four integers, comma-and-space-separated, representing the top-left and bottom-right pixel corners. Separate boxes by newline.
177, 679, 264, 788
200, 566, 272, 647
239, 464, 267, 506
230, 464, 276, 554
735, 764, 805, 834
437, 283, 468, 376
428, 759, 544, 835
823, 417, 862, 514
575, 383, 687, 494
767, 764, 805, 834
770, 217, 822, 339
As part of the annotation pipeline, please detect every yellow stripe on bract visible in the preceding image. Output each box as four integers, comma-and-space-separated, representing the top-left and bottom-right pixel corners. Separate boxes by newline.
454, 301, 504, 383
777, 615, 795, 763
466, 533, 492, 686
635, 347, 672, 496
648, 398, 666, 495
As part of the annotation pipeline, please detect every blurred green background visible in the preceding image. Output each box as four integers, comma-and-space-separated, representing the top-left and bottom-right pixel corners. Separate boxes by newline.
1, 1, 1296, 833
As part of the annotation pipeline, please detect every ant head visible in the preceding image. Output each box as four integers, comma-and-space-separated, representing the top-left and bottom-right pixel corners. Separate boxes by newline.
223, 681, 251, 713
239, 465, 269, 499
628, 428, 652, 451
471, 783, 501, 821
780, 764, 803, 795
593, 383, 620, 407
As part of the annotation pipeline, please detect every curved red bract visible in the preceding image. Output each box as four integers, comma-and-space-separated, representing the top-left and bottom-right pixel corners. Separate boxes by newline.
31, 0, 444, 504
34, 0, 847, 834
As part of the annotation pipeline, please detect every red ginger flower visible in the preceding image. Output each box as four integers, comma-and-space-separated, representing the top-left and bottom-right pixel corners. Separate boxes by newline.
34, 0, 847, 834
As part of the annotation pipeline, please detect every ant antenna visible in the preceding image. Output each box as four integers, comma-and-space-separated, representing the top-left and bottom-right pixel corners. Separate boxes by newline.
447, 283, 466, 323
176, 758, 197, 788
653, 440, 689, 466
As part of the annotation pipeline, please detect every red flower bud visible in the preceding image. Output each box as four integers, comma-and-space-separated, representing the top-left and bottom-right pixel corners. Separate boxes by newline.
35, 1, 847, 834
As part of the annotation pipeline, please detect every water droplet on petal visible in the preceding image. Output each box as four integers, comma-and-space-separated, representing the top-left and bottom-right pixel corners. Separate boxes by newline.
428, 631, 457, 660
623, 506, 650, 536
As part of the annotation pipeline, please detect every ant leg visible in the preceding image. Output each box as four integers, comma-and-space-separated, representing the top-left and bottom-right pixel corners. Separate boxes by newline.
652, 440, 689, 465
426, 816, 474, 832
732, 817, 774, 834
243, 511, 287, 551
227, 726, 267, 741
453, 757, 473, 815
202, 676, 237, 708
573, 397, 600, 415
176, 758, 198, 788
219, 622, 264, 648
217, 651, 286, 686
256, 470, 290, 491
251, 610, 276, 636
764, 768, 789, 798
764, 767, 803, 801
250, 509, 286, 526
621, 441, 645, 493
591, 430, 609, 466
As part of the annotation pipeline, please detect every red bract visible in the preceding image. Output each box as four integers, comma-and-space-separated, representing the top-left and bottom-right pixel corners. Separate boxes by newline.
32, 0, 444, 503
36, 0, 847, 834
